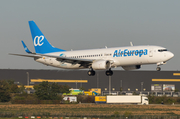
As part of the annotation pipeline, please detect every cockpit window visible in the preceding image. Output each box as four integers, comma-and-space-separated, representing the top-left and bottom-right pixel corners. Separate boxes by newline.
158, 49, 168, 52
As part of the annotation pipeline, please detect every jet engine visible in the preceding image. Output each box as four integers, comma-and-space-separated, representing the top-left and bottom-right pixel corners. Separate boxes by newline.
122, 65, 141, 70
92, 60, 111, 70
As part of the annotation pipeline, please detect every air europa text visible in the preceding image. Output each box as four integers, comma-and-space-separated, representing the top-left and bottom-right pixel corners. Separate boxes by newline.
113, 49, 148, 57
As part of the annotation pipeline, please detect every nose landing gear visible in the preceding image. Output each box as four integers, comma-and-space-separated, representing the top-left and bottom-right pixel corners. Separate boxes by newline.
156, 67, 161, 71
156, 62, 166, 71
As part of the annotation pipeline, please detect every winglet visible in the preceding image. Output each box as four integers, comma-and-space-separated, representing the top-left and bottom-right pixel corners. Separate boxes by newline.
21, 41, 32, 54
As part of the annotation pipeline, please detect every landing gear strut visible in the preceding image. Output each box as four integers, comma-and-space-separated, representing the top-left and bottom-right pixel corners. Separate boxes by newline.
156, 62, 166, 71
156, 67, 161, 71
87, 68, 95, 76
105, 69, 113, 76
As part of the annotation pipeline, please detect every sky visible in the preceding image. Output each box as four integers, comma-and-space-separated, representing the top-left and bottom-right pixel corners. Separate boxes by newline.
1, 0, 180, 71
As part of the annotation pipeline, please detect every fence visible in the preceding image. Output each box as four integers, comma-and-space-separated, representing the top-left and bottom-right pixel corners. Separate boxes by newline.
102, 91, 180, 97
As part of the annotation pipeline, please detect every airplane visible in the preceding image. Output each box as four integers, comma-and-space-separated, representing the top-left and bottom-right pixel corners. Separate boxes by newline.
10, 21, 174, 76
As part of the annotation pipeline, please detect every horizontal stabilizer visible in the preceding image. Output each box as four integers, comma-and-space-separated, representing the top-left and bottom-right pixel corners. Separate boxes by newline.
9, 53, 41, 58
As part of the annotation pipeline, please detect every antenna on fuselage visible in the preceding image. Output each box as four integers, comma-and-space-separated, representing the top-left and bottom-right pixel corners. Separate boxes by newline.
130, 42, 133, 46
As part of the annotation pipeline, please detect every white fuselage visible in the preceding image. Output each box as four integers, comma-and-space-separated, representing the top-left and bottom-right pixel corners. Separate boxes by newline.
35, 45, 174, 70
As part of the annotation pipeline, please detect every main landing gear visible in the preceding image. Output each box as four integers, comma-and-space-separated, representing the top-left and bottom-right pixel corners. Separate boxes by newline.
87, 68, 114, 76
105, 68, 113, 76
87, 68, 95, 76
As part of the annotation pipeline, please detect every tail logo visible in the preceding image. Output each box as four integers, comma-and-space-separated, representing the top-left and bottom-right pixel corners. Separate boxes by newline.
34, 35, 44, 46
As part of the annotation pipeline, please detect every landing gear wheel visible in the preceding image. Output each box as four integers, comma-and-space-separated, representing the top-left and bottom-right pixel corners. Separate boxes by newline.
87, 70, 95, 76
87, 71, 91, 76
156, 67, 161, 71
105, 69, 113, 76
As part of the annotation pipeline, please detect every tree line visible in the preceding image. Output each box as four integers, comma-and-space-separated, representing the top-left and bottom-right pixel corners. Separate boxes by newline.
0, 80, 71, 102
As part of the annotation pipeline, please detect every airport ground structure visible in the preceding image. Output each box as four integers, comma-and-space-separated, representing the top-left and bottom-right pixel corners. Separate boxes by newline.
1, 69, 180, 96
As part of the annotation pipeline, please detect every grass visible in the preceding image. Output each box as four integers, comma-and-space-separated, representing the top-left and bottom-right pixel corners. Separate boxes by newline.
0, 104, 180, 117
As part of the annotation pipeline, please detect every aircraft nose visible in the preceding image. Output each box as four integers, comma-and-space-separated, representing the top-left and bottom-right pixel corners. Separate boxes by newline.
168, 52, 174, 59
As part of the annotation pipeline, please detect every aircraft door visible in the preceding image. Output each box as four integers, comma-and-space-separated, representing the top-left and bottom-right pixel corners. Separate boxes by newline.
149, 49, 153, 57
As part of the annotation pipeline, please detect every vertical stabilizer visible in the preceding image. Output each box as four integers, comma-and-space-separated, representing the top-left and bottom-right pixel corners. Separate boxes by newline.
29, 21, 65, 54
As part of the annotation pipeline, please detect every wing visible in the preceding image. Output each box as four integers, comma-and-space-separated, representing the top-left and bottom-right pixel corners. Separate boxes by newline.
9, 53, 93, 67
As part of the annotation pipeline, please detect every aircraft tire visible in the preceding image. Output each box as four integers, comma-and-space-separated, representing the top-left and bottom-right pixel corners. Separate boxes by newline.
87, 71, 92, 76
156, 67, 161, 71
106, 70, 113, 76
92, 71, 95, 76
87, 70, 95, 76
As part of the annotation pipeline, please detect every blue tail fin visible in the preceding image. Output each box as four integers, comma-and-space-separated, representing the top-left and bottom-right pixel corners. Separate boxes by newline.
28, 21, 66, 54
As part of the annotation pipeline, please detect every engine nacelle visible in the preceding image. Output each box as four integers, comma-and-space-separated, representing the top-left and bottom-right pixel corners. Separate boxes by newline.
122, 65, 141, 70
92, 60, 111, 70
